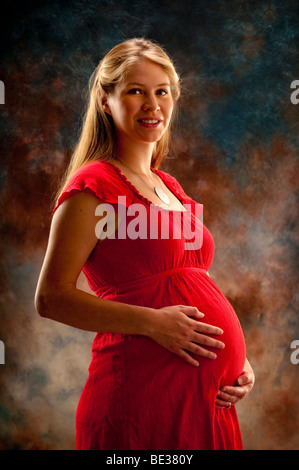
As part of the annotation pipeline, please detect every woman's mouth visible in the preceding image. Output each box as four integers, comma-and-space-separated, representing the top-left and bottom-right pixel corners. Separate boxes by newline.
138, 118, 162, 128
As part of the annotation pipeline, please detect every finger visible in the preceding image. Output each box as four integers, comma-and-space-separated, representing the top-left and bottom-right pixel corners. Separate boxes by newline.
219, 386, 246, 400
176, 349, 200, 367
237, 372, 254, 386
236, 376, 248, 386
187, 343, 217, 360
193, 321, 224, 336
180, 306, 205, 319
215, 397, 233, 408
217, 390, 238, 403
192, 332, 225, 350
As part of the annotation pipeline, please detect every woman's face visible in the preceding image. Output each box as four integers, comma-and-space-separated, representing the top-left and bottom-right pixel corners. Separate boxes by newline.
103, 59, 174, 148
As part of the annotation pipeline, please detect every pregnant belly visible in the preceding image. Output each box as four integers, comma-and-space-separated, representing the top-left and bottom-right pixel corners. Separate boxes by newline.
188, 276, 246, 386
93, 269, 246, 392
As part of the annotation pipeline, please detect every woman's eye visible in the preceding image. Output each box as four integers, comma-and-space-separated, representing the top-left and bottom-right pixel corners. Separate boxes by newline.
128, 88, 142, 94
128, 88, 168, 96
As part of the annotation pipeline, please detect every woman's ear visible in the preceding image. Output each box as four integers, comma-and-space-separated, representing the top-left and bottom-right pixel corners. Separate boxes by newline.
101, 95, 112, 116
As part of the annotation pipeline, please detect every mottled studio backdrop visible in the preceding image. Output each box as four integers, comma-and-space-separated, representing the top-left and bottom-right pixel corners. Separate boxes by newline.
0, 0, 298, 450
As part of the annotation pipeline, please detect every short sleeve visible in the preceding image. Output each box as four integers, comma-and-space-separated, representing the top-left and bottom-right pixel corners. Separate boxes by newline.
53, 160, 134, 214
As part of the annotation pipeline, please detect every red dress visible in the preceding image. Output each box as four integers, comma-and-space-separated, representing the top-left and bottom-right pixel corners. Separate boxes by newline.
54, 160, 246, 450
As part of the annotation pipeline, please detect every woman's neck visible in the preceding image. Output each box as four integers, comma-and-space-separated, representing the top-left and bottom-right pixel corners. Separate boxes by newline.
113, 139, 155, 177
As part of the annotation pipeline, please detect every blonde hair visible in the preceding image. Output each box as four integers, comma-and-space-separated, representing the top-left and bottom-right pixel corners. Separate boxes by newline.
56, 38, 181, 203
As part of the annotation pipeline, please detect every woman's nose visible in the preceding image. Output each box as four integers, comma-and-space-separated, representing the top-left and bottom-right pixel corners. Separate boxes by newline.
142, 96, 160, 112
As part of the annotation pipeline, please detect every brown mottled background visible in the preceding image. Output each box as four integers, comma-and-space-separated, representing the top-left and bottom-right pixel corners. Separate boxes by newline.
0, 0, 298, 450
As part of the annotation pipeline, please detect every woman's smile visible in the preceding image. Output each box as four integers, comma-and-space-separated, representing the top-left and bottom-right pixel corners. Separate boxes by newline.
137, 117, 163, 128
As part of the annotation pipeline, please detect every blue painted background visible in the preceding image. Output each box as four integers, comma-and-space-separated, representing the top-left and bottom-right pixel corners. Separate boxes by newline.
0, 0, 298, 449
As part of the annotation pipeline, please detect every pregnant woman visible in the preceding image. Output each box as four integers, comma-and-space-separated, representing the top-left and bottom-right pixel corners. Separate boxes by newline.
35, 38, 254, 450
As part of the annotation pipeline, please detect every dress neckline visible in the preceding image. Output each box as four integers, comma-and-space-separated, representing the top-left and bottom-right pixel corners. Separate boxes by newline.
103, 160, 189, 213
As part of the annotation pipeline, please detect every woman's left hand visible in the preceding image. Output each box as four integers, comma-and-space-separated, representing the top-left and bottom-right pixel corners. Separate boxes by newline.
215, 359, 255, 409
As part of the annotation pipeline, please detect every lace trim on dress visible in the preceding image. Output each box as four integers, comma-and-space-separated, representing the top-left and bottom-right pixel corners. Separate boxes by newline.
104, 160, 191, 213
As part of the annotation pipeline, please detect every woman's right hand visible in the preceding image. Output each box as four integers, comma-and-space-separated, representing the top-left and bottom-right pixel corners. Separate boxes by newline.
148, 305, 225, 367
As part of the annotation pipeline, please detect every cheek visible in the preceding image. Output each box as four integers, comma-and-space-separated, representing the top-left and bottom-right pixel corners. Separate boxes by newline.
110, 104, 128, 128
114, 102, 136, 124
164, 102, 174, 124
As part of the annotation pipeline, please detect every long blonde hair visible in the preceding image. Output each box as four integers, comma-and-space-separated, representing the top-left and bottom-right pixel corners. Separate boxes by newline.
56, 38, 181, 203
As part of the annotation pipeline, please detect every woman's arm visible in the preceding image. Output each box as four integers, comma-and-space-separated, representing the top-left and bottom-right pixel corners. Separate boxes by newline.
215, 358, 255, 408
35, 191, 155, 334
35, 191, 224, 367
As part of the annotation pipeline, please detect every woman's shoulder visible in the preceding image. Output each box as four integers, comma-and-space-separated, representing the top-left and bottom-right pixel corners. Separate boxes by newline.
53, 159, 132, 213
67, 159, 130, 191
71, 159, 118, 180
